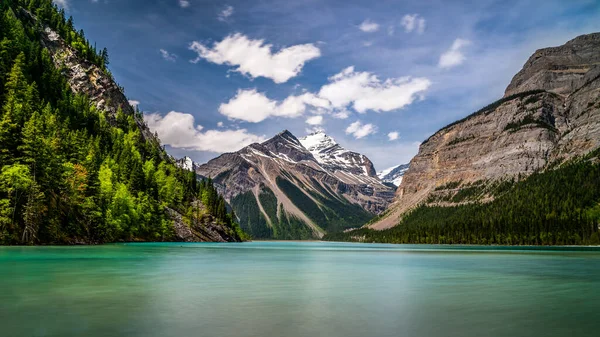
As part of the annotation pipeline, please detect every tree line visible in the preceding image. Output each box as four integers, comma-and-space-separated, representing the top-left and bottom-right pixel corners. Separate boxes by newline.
325, 151, 600, 246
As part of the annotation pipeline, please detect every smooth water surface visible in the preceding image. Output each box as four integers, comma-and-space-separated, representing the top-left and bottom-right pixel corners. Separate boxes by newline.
1, 242, 600, 337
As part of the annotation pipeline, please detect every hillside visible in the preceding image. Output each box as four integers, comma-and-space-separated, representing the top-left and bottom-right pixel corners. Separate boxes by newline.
328, 32, 600, 244
0, 0, 244, 244
196, 130, 395, 239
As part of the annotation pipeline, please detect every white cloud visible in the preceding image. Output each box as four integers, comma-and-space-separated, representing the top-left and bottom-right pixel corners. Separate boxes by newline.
387, 131, 399, 141
218, 5, 234, 21
439, 38, 471, 69
144, 111, 265, 153
305, 115, 324, 125
318, 66, 431, 113
217, 121, 224, 127
332, 110, 350, 119
160, 49, 177, 62
401, 14, 426, 34
128, 100, 140, 107
53, 0, 68, 8
218, 66, 430, 123
189, 34, 321, 83
359, 20, 379, 33
179, 0, 190, 8
219, 89, 330, 123
345, 121, 377, 139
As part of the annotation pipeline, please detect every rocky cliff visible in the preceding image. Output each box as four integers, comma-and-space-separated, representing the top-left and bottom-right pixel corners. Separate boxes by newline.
371, 32, 600, 230
196, 130, 395, 239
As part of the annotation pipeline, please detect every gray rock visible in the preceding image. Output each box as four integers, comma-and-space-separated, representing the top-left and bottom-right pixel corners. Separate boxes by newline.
371, 32, 600, 230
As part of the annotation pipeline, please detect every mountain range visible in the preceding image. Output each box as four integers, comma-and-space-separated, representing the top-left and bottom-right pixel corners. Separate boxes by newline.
377, 164, 410, 187
194, 130, 395, 239
324, 32, 600, 245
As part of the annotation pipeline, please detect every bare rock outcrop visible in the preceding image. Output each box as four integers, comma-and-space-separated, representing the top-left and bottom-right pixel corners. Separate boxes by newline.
371, 32, 600, 230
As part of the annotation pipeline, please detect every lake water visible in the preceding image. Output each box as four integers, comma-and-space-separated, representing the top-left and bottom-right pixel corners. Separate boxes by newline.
1, 242, 600, 337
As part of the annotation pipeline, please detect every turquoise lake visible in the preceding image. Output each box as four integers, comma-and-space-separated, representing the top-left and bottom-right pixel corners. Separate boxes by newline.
1, 241, 600, 337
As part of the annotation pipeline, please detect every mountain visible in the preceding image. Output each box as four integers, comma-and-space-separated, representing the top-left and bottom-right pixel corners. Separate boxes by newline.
377, 164, 409, 187
0, 1, 243, 244
175, 156, 199, 172
196, 130, 395, 239
327, 32, 600, 245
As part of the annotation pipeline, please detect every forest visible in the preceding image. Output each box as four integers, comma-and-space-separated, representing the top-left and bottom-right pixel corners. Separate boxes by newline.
325, 150, 600, 245
0, 0, 244, 244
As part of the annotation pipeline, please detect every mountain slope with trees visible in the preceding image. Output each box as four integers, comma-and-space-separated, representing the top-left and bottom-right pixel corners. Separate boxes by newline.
0, 0, 244, 244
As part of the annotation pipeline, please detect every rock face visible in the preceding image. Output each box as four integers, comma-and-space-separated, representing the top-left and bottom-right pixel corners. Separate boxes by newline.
196, 130, 395, 239
20, 8, 158, 143
175, 156, 198, 172
300, 131, 378, 179
371, 32, 600, 230
377, 164, 410, 187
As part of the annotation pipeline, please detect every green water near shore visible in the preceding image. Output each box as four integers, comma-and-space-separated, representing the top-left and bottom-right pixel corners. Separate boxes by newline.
1, 242, 599, 337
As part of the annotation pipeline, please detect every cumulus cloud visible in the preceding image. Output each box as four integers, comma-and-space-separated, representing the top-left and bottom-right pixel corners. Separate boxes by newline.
189, 34, 321, 83
359, 20, 379, 33
439, 38, 471, 69
218, 5, 234, 21
219, 89, 330, 123
345, 121, 377, 139
387, 131, 399, 141
400, 14, 426, 34
217, 121, 224, 127
218, 66, 430, 123
179, 0, 190, 8
305, 115, 324, 125
318, 66, 431, 113
144, 111, 265, 153
160, 49, 177, 62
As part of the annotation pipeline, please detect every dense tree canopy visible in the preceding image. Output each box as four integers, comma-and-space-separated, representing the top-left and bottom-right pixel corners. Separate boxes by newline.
0, 0, 244, 244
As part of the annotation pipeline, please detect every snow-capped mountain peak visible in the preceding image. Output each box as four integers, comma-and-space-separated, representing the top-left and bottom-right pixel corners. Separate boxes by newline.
377, 163, 409, 186
176, 156, 197, 171
300, 131, 339, 153
299, 131, 377, 179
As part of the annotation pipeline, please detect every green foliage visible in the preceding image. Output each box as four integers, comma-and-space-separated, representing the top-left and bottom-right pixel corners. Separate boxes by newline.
447, 135, 475, 146
504, 114, 557, 133
231, 190, 273, 239
0, 0, 244, 244
325, 156, 600, 245
275, 177, 373, 234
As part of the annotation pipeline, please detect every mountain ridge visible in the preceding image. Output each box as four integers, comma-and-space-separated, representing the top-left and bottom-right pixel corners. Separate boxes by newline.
196, 129, 395, 239
368, 31, 600, 230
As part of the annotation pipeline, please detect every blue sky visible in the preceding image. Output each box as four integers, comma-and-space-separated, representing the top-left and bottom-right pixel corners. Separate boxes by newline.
55, 0, 600, 170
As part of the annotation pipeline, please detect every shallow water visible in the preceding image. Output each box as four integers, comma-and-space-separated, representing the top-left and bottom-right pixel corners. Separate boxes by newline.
1, 241, 599, 337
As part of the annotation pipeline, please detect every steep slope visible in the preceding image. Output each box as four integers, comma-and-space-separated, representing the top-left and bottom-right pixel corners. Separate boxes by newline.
196, 130, 395, 239
377, 164, 409, 187
370, 32, 600, 230
299, 131, 380, 185
0, 1, 243, 244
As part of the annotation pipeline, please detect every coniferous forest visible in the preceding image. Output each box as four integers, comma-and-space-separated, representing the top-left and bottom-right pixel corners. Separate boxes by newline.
325, 150, 600, 245
0, 0, 244, 244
